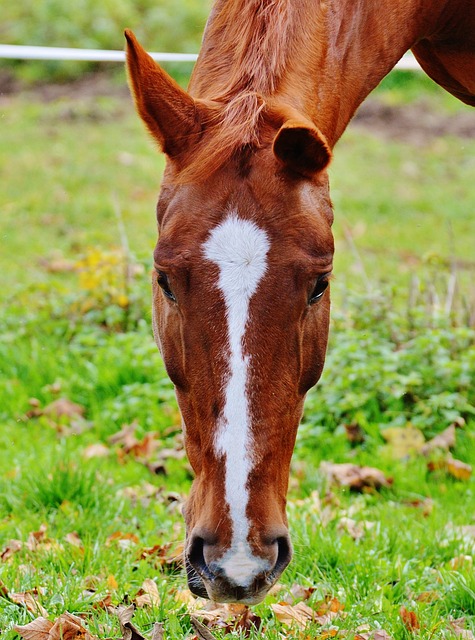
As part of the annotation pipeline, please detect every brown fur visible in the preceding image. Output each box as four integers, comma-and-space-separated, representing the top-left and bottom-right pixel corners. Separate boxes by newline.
125, 0, 474, 603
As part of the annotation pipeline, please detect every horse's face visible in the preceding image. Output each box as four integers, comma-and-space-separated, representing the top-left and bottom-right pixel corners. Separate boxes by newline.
126, 32, 334, 603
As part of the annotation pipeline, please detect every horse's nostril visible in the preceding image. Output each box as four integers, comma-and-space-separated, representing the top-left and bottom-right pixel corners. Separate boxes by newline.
187, 535, 215, 581
272, 535, 292, 578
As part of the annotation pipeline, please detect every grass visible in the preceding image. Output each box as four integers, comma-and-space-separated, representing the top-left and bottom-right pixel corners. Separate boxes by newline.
0, 73, 474, 639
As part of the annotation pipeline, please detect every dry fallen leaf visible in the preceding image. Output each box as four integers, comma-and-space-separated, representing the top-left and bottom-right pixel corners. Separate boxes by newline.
109, 423, 140, 450
136, 541, 184, 569
64, 532, 83, 548
13, 617, 53, 640
8, 590, 49, 617
337, 517, 375, 540
107, 574, 119, 590
1, 538, 22, 561
150, 623, 165, 640
344, 422, 366, 444
415, 591, 440, 603
287, 583, 316, 603
50, 612, 96, 640
39, 257, 77, 273
428, 456, 472, 480
399, 606, 420, 632
448, 617, 475, 639
15, 612, 97, 640
26, 524, 48, 551
82, 443, 110, 459
382, 426, 425, 458
321, 462, 391, 492
271, 601, 317, 629
192, 603, 262, 636
447, 457, 472, 481
174, 588, 196, 605
355, 631, 393, 640
190, 617, 217, 640
421, 424, 456, 454
117, 605, 146, 640
401, 497, 433, 517
106, 532, 140, 549
134, 578, 161, 608
42, 398, 85, 419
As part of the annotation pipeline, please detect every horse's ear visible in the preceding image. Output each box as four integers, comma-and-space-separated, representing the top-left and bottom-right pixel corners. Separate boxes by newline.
273, 121, 332, 177
125, 29, 201, 158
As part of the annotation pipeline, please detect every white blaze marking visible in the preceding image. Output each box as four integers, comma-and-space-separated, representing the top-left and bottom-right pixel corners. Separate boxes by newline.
203, 213, 270, 585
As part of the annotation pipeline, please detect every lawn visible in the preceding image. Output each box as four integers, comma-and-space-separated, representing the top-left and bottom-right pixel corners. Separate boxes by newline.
0, 71, 475, 639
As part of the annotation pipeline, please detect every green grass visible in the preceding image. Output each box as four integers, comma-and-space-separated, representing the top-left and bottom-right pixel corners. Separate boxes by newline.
0, 76, 474, 639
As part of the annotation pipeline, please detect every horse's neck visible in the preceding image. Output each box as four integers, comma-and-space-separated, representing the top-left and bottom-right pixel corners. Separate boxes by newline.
286, 0, 451, 145
190, 0, 454, 147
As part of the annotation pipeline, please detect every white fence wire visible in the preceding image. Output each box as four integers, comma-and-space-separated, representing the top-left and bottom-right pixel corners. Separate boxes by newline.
0, 44, 421, 69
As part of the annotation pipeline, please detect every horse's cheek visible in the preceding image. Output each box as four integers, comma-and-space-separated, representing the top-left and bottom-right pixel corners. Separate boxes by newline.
298, 296, 331, 395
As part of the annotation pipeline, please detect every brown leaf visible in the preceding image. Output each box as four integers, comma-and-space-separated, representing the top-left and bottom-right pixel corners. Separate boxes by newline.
92, 593, 114, 611
399, 606, 420, 632
402, 498, 433, 517
271, 602, 315, 629
449, 618, 475, 639
344, 423, 366, 444
117, 605, 146, 640
421, 424, 456, 454
135, 541, 184, 569
26, 524, 48, 551
289, 583, 316, 602
65, 532, 83, 548
415, 591, 440, 603
315, 596, 345, 616
190, 617, 217, 640
9, 591, 49, 617
150, 623, 165, 640
49, 612, 95, 640
130, 432, 160, 460
1, 538, 22, 560
321, 462, 391, 492
428, 456, 472, 480
174, 588, 196, 605
235, 607, 262, 632
82, 443, 110, 460
447, 457, 472, 481
382, 426, 425, 458
192, 603, 262, 636
39, 257, 77, 273
106, 532, 140, 549
13, 617, 53, 640
109, 423, 139, 449
42, 398, 85, 419
107, 574, 118, 590
14, 613, 95, 640
338, 517, 365, 540
0, 580, 8, 597
134, 578, 161, 608
355, 632, 393, 640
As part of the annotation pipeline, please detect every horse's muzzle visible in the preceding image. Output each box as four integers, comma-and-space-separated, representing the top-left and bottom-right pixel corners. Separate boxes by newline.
185, 532, 292, 604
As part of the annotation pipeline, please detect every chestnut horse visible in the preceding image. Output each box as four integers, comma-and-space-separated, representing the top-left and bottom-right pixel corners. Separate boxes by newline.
125, 0, 474, 603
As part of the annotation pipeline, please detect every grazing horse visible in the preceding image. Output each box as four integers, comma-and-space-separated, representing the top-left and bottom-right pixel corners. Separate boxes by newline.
125, 0, 474, 603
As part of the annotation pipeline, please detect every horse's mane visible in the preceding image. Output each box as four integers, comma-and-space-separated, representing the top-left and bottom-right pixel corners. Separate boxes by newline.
179, 0, 304, 182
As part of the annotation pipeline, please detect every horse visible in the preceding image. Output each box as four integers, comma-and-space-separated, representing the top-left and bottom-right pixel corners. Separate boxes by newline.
125, 0, 474, 604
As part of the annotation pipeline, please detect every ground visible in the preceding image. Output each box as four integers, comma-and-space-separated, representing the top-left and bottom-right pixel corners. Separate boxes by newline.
0, 71, 474, 639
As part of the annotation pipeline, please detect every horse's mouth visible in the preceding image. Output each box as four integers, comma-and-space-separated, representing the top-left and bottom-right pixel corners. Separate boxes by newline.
185, 556, 271, 604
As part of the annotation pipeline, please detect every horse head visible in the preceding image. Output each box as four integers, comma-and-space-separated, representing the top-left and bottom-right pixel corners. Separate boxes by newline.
126, 30, 334, 604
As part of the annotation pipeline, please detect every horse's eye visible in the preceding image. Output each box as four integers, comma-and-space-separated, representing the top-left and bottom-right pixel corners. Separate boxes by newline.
309, 275, 329, 304
156, 270, 176, 302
